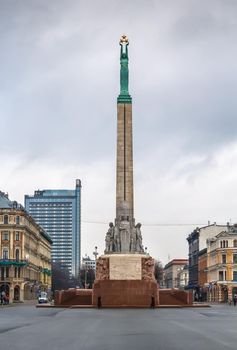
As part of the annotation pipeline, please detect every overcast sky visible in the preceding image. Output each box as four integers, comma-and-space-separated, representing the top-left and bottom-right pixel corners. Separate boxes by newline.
1, 0, 237, 264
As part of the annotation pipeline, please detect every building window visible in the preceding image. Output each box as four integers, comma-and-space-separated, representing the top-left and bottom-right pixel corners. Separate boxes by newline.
234, 240, 237, 248
222, 255, 227, 264
233, 254, 237, 264
2, 231, 9, 241
3, 215, 8, 224
219, 271, 224, 281
6, 267, 9, 278
15, 249, 20, 261
233, 271, 237, 281
15, 231, 20, 241
14, 267, 17, 278
18, 267, 21, 278
1, 267, 4, 280
3, 249, 8, 260
16, 216, 20, 225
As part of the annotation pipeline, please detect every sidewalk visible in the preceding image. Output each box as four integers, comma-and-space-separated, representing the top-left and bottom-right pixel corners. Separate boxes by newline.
0, 299, 37, 308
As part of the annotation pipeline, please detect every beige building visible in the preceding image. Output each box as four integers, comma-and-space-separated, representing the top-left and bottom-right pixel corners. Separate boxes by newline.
206, 225, 237, 302
0, 192, 52, 303
164, 259, 188, 288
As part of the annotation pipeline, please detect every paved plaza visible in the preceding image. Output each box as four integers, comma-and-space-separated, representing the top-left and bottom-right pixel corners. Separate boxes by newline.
0, 304, 237, 350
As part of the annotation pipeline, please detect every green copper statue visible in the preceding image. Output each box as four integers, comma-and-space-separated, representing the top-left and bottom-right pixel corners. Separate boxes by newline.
118, 35, 132, 103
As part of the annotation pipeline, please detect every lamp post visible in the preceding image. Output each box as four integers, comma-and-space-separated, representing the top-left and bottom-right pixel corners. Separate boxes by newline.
93, 246, 98, 278
25, 254, 30, 299
84, 266, 88, 289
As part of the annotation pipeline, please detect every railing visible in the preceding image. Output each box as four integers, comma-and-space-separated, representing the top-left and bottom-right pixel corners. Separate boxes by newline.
0, 259, 27, 266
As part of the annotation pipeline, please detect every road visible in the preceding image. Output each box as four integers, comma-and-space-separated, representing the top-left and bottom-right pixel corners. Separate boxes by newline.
0, 304, 237, 350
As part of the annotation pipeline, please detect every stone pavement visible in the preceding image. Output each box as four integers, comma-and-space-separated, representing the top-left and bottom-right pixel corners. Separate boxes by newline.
0, 304, 237, 350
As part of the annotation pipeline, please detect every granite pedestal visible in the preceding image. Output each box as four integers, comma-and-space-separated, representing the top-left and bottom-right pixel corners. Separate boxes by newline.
92, 254, 158, 308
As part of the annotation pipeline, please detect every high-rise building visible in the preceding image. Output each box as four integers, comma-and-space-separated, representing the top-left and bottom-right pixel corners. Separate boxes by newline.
25, 179, 81, 277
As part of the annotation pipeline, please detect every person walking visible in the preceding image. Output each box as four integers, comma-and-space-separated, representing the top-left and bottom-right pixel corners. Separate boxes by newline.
1, 291, 6, 305
233, 294, 237, 306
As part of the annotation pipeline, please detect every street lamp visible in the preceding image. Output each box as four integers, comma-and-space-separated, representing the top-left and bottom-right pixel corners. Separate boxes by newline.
93, 246, 98, 278
84, 266, 88, 289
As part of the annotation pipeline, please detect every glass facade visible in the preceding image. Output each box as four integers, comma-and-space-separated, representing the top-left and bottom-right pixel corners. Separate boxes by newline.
25, 179, 81, 277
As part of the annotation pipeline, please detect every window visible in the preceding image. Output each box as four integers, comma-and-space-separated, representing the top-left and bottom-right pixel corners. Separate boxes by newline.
233, 271, 237, 281
15, 249, 20, 261
219, 271, 224, 281
15, 231, 20, 241
15, 267, 21, 278
3, 215, 8, 224
1, 267, 4, 280
3, 249, 8, 260
0, 267, 9, 279
233, 254, 237, 264
234, 240, 237, 248
226, 240, 228, 248
2, 231, 9, 241
222, 255, 227, 264
16, 216, 20, 225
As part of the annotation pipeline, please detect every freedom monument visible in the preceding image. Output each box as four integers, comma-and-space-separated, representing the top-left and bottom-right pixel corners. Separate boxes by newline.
54, 37, 192, 308
92, 35, 157, 307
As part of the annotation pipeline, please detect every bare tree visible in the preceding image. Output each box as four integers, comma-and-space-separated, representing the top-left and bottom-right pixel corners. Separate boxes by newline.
154, 260, 164, 287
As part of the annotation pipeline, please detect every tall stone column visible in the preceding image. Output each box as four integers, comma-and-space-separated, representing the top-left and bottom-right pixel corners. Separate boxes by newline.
116, 102, 134, 222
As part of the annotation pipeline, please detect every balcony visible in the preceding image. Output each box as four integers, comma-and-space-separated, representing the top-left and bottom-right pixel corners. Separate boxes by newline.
40, 268, 51, 276
0, 259, 27, 267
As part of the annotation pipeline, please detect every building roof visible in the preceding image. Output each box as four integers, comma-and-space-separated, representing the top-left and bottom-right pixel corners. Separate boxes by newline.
164, 259, 188, 269
0, 191, 23, 209
0, 192, 12, 208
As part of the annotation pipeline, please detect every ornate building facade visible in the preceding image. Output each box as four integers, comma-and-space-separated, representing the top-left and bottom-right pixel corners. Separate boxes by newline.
206, 225, 237, 302
187, 223, 227, 300
0, 191, 52, 303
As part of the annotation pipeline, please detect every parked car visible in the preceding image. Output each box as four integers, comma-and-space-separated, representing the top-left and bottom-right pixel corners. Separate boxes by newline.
38, 292, 49, 304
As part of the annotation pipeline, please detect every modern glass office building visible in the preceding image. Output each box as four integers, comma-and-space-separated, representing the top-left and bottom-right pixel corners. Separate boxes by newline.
25, 179, 81, 277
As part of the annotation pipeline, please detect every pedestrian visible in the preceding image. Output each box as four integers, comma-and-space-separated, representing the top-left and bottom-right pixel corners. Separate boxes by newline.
150, 296, 155, 309
233, 294, 237, 306
1, 291, 6, 305
97, 296, 102, 309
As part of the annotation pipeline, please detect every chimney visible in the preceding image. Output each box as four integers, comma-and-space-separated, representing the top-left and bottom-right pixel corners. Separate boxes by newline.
76, 179, 81, 188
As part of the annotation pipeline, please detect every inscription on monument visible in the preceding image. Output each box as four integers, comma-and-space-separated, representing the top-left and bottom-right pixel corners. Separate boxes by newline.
109, 255, 143, 280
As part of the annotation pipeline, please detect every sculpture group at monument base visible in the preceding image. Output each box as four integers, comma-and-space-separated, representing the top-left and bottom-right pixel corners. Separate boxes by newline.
54, 254, 193, 308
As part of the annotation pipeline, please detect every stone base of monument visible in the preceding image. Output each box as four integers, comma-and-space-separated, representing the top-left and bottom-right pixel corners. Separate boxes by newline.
93, 279, 158, 308
92, 254, 159, 308
53, 254, 193, 308
54, 288, 93, 307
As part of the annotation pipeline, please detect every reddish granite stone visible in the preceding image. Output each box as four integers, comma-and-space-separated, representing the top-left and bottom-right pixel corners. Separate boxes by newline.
92, 280, 158, 308
159, 289, 192, 306
54, 288, 93, 306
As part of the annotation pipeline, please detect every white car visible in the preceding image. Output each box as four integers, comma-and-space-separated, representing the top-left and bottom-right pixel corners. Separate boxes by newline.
38, 292, 49, 304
